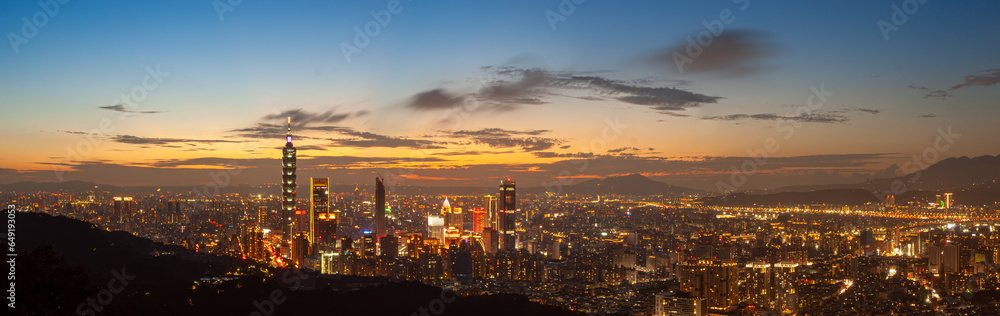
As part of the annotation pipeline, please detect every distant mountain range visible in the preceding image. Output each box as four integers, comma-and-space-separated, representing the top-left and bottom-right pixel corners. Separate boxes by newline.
772, 154, 1000, 193
701, 155, 1000, 206
1, 174, 701, 197
522, 173, 702, 196
4, 155, 996, 200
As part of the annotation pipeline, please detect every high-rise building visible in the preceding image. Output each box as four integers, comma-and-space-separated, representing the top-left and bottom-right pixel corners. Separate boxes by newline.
309, 177, 330, 254
485, 194, 498, 230
281, 117, 297, 249
498, 179, 517, 250
944, 192, 953, 208
428, 215, 444, 241
744, 261, 771, 308
375, 176, 386, 239
678, 260, 739, 313
362, 230, 376, 257
482, 228, 499, 254
772, 261, 799, 314
943, 244, 959, 273
928, 244, 942, 274
655, 292, 704, 316
314, 212, 337, 254
472, 208, 486, 234
442, 198, 463, 236
860, 230, 875, 256
112, 196, 133, 227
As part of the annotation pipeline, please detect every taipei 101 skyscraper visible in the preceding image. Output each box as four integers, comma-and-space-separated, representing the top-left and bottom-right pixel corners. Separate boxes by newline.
281, 117, 297, 254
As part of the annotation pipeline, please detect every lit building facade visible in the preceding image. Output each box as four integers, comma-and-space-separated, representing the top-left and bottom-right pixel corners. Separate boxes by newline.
281, 118, 297, 249
498, 179, 517, 250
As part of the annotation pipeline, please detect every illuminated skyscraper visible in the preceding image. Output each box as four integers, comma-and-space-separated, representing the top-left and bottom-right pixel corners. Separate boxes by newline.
112, 196, 133, 227
678, 260, 739, 313
472, 208, 486, 234
485, 194, 497, 229
309, 177, 330, 254
498, 179, 517, 250
442, 198, 463, 236
772, 261, 799, 314
281, 117, 297, 248
375, 176, 386, 239
744, 261, 771, 308
362, 230, 376, 257
427, 215, 445, 241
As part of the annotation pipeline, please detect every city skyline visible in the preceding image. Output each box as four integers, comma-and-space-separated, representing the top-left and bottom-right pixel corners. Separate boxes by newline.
2, 1, 1000, 190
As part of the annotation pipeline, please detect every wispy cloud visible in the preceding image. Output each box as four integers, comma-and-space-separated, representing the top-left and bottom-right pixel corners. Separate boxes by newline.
700, 112, 849, 123
262, 108, 368, 127
909, 69, 1000, 99
98, 104, 163, 114
653, 29, 781, 77
950, 68, 1000, 90
404, 67, 721, 116
112, 135, 238, 145
443, 128, 563, 152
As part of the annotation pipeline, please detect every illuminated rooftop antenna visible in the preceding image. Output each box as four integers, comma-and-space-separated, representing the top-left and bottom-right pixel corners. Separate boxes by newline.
285, 117, 293, 143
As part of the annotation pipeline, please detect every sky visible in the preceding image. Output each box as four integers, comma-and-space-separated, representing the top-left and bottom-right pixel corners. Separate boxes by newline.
1, 0, 999, 191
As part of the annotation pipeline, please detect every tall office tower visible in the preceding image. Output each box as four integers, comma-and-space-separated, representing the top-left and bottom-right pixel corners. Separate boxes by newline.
744, 261, 772, 309
309, 177, 331, 253
112, 196, 133, 226
655, 292, 704, 316
375, 176, 386, 239
314, 212, 338, 253
472, 208, 486, 234
482, 228, 499, 254
257, 206, 269, 230
485, 194, 498, 230
291, 232, 309, 267
498, 179, 517, 250
860, 230, 875, 256
444, 200, 463, 235
944, 192, 953, 208
677, 260, 739, 313
928, 244, 942, 274
362, 231, 376, 257
943, 244, 959, 273
772, 261, 799, 314
428, 215, 445, 241
281, 117, 297, 248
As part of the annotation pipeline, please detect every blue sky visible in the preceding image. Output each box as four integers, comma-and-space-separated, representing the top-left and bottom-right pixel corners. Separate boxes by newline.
1, 0, 998, 189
